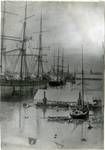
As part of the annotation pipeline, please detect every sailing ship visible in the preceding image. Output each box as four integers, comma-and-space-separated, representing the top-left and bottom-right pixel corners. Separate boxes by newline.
1, 2, 48, 98
65, 64, 76, 84
70, 48, 89, 119
49, 49, 66, 87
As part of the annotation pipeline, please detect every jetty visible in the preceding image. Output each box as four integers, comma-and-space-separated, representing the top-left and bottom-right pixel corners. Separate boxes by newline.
34, 89, 77, 108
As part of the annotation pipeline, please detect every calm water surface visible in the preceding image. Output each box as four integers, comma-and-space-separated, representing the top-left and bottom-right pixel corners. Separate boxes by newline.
1, 79, 104, 150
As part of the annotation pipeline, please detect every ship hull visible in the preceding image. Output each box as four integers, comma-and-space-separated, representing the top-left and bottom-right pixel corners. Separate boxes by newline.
1, 80, 47, 101
70, 110, 89, 119
49, 80, 65, 87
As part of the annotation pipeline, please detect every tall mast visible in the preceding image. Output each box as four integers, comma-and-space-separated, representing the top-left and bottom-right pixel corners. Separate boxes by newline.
37, 11, 43, 78
1, 1, 6, 73
103, 3, 105, 70
61, 51, 64, 78
20, 1, 28, 79
82, 46, 84, 107
53, 50, 55, 74
57, 49, 59, 81
68, 64, 69, 74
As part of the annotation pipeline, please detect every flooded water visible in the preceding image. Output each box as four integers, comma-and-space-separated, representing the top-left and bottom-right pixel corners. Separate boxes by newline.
0, 79, 104, 150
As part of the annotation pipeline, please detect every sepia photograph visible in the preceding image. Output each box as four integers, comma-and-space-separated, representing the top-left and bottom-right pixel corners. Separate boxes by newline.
0, 1, 104, 150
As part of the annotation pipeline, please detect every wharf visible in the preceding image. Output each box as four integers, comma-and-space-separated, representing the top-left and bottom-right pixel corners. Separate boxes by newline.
36, 100, 76, 108
0, 79, 47, 87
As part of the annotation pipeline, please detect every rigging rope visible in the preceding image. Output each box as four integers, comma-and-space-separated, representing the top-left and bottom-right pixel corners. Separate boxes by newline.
13, 51, 21, 73
28, 41, 37, 73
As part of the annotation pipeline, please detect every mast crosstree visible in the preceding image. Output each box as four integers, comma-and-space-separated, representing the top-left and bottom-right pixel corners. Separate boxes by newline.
1, 1, 19, 74
1, 2, 48, 80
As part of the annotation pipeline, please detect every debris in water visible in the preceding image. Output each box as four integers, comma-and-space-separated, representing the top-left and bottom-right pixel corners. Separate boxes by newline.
88, 124, 93, 129
23, 103, 31, 108
25, 116, 29, 119
28, 137, 37, 145
54, 133, 57, 138
81, 138, 87, 142
54, 141, 64, 148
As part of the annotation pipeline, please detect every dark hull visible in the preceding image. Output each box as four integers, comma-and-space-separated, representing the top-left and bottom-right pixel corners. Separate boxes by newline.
36, 102, 69, 108
1, 79, 47, 100
70, 111, 89, 119
49, 80, 65, 87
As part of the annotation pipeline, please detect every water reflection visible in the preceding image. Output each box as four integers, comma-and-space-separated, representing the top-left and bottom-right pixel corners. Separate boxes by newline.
42, 106, 47, 119
1, 80, 103, 149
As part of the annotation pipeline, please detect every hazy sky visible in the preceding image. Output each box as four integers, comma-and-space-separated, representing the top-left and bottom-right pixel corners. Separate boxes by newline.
1, 1, 104, 73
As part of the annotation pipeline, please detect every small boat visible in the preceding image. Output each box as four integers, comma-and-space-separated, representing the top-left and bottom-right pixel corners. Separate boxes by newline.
70, 106, 89, 119
70, 48, 89, 119
89, 98, 102, 110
